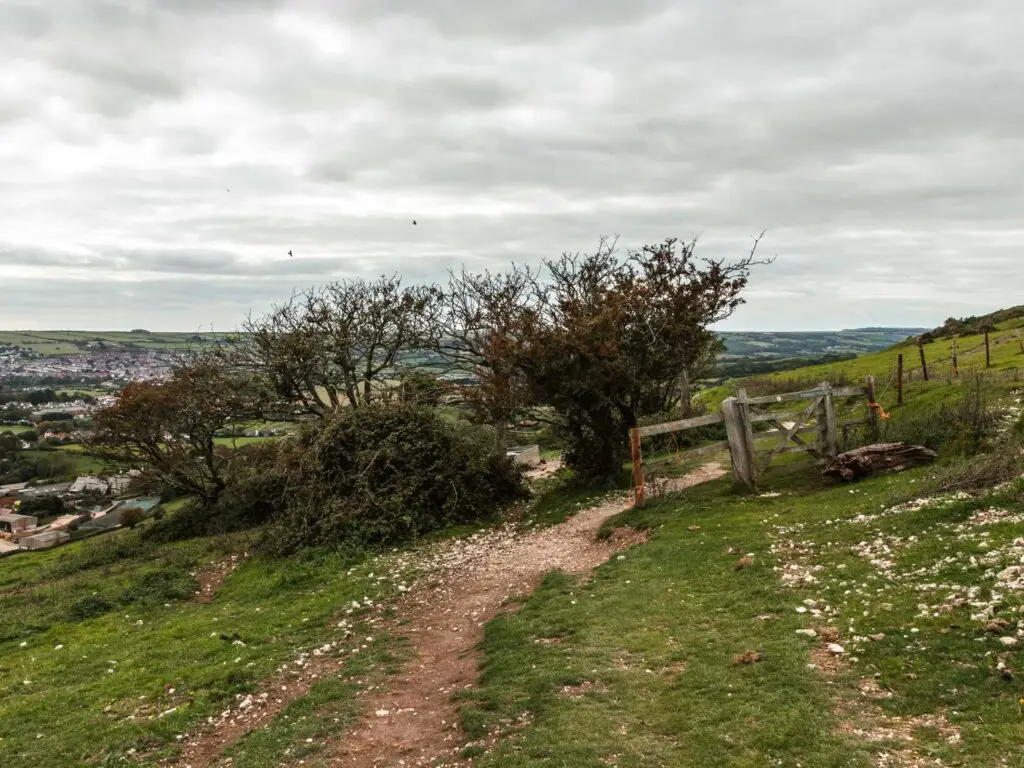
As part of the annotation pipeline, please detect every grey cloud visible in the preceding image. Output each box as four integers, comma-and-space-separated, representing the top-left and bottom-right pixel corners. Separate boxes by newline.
1, 0, 1022, 331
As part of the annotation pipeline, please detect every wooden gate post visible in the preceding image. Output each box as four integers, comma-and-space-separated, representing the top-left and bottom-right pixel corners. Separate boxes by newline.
896, 354, 904, 406
722, 396, 757, 489
816, 382, 838, 458
866, 375, 880, 441
629, 427, 644, 505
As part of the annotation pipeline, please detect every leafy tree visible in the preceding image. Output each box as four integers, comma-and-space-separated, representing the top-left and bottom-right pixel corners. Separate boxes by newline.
0, 432, 20, 458
239, 275, 441, 417
397, 369, 448, 408
434, 266, 537, 450
119, 506, 145, 529
90, 356, 258, 507
25, 389, 57, 406
17, 495, 65, 518
512, 236, 765, 479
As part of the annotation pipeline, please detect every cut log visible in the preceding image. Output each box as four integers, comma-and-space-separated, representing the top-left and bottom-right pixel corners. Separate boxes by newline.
822, 442, 937, 482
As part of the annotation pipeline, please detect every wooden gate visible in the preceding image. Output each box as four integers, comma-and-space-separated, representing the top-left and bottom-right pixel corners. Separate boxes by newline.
630, 381, 865, 501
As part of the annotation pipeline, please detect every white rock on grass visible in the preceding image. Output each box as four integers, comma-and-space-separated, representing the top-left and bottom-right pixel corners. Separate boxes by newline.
999, 636, 1019, 647
827, 643, 845, 655
795, 629, 818, 638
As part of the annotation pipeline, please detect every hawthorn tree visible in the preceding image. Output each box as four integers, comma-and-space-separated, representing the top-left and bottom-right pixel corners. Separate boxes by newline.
90, 357, 257, 507
240, 275, 441, 417
512, 236, 766, 479
433, 267, 537, 450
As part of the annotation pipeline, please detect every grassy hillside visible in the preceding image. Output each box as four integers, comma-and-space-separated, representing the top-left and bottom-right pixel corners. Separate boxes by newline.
0, 520, 409, 767
467, 460, 1024, 766
702, 314, 1024, 413
6, 445, 1021, 765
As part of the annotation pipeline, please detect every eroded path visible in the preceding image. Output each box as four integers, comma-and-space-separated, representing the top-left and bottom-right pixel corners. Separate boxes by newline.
175, 462, 727, 767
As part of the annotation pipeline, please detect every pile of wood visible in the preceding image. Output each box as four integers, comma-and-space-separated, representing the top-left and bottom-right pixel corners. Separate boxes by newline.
822, 442, 937, 482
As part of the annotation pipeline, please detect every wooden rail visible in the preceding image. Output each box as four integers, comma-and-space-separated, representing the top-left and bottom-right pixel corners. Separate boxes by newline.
629, 382, 871, 500
635, 411, 724, 438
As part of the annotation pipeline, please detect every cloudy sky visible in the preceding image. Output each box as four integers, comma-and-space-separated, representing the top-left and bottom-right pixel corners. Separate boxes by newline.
1, 1, 1022, 331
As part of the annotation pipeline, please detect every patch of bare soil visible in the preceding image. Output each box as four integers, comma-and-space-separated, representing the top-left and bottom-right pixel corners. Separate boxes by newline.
525, 458, 564, 480
168, 461, 724, 768
192, 554, 245, 604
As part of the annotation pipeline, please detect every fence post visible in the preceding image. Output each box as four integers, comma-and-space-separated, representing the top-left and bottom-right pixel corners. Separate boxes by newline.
866, 375, 880, 441
918, 340, 930, 381
816, 381, 838, 458
896, 354, 904, 406
951, 338, 959, 378
736, 389, 758, 482
722, 396, 756, 489
985, 330, 991, 368
629, 427, 644, 505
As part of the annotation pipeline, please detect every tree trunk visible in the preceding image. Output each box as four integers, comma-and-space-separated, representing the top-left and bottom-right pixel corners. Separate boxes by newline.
823, 442, 937, 483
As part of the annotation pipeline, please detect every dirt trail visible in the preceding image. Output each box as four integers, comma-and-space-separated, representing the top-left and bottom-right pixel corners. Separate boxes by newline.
192, 554, 246, 603
173, 461, 726, 768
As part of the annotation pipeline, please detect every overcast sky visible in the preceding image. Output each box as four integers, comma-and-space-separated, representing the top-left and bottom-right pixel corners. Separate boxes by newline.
1, 1, 1022, 332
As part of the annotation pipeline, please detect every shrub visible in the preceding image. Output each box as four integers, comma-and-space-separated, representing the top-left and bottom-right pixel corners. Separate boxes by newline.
264, 404, 528, 554
120, 568, 198, 605
928, 445, 1024, 494
68, 595, 114, 621
119, 507, 145, 529
878, 377, 1000, 454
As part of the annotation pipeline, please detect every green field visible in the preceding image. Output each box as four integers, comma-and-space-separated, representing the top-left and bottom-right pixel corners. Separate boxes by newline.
0, 330, 230, 356
20, 447, 109, 477
718, 327, 926, 359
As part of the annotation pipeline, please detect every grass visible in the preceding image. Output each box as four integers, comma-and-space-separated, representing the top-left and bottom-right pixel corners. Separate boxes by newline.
0, 520, 415, 767
461, 456, 1024, 766
701, 319, 1024, 415
213, 436, 280, 448
3, 350, 1022, 766
20, 447, 109, 476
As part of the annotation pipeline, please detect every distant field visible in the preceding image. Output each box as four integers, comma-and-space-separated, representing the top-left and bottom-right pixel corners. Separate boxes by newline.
0, 330, 232, 356
212, 435, 280, 448
21, 447, 109, 476
717, 327, 926, 360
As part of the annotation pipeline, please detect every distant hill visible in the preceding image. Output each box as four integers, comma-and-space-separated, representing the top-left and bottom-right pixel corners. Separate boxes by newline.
714, 328, 927, 378
718, 328, 926, 358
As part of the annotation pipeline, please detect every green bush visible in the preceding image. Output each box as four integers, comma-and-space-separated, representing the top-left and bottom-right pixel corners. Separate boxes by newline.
264, 404, 528, 554
67, 594, 114, 621
119, 507, 145, 529
120, 568, 198, 606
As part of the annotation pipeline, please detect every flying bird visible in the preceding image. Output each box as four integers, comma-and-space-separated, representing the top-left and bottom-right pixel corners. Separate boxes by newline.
412, 220, 417, 225
288, 250, 293, 258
